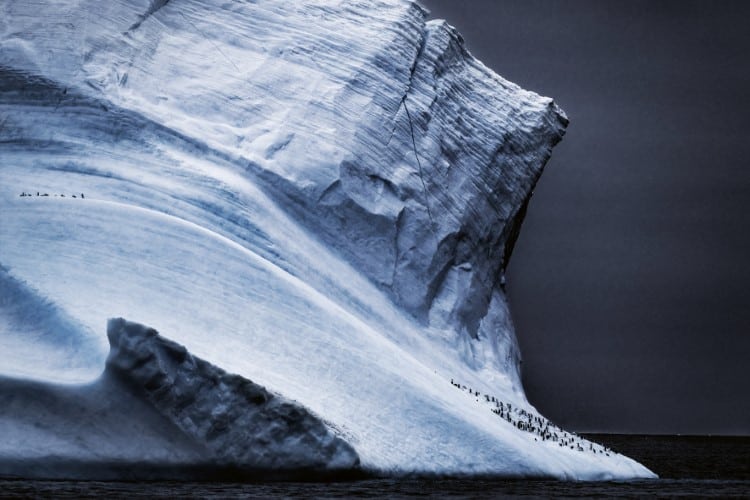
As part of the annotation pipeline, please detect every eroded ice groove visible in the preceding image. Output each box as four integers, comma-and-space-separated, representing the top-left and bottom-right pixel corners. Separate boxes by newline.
0, 265, 105, 382
0, 0, 654, 479
0, 318, 359, 480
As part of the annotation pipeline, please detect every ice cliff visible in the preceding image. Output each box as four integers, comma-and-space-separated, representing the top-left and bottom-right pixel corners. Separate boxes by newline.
0, 0, 653, 479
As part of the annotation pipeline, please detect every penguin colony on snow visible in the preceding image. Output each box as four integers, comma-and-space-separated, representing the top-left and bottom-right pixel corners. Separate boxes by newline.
450, 379, 613, 456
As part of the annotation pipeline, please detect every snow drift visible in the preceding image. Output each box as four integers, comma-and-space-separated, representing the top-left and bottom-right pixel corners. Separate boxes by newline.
0, 0, 654, 479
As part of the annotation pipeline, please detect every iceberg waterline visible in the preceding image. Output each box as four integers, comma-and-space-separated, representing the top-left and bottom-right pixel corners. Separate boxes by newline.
0, 0, 653, 479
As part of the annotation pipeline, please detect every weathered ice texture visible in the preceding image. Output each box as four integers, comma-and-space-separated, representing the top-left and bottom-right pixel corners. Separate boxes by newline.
0, 0, 653, 479
106, 318, 359, 472
312, 20, 568, 379
0, 318, 359, 480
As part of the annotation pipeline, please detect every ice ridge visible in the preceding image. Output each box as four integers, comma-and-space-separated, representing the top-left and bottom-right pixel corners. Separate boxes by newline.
0, 318, 360, 480
106, 318, 360, 472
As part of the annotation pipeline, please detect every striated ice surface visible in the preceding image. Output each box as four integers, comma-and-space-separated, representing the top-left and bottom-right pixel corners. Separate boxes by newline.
0, 0, 653, 479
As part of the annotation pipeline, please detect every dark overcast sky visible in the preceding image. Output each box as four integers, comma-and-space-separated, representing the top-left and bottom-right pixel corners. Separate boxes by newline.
422, 0, 750, 435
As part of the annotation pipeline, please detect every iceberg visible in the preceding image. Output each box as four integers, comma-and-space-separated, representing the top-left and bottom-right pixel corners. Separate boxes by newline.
0, 0, 654, 479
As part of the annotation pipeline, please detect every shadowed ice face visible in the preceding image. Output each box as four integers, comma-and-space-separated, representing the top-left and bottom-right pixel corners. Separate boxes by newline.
422, 0, 750, 435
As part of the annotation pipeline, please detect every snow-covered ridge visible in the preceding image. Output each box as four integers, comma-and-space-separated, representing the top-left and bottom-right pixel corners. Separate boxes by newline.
105, 317, 359, 473
0, 0, 652, 479
0, 318, 359, 480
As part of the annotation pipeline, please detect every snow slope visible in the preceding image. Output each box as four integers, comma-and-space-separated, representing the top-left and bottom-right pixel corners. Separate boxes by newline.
0, 0, 654, 479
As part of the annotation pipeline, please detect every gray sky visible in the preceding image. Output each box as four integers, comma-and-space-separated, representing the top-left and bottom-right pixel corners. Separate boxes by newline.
422, 0, 750, 435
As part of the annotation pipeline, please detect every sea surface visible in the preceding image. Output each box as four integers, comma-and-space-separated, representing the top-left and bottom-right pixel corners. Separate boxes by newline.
1, 435, 748, 498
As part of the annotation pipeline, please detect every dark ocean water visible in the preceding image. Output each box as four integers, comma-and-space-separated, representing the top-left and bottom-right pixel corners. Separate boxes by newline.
1, 435, 748, 498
